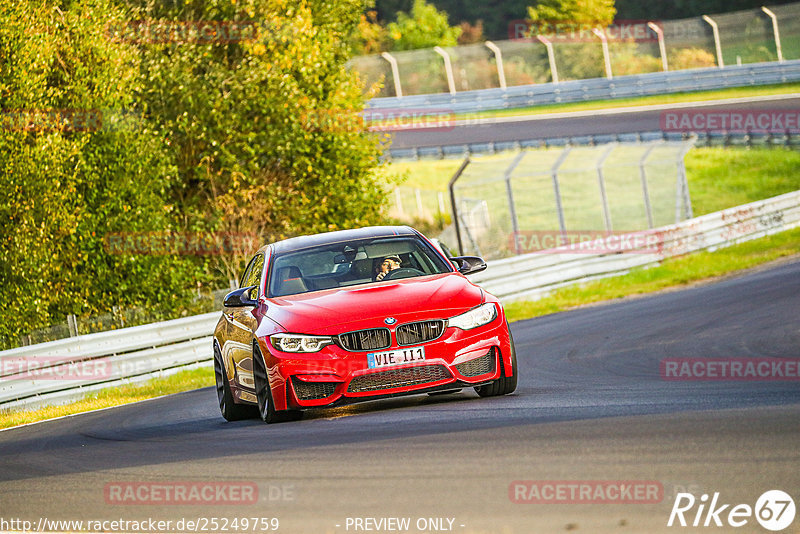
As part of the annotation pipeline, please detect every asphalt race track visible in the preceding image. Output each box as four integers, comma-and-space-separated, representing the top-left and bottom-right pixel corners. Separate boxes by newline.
1, 260, 799, 533
388, 95, 800, 150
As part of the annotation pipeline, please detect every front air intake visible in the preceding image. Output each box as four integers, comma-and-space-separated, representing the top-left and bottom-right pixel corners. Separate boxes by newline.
337, 328, 391, 352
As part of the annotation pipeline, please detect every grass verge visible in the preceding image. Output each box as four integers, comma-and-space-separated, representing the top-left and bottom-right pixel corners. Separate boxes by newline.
505, 226, 800, 323
0, 366, 214, 430
391, 148, 800, 218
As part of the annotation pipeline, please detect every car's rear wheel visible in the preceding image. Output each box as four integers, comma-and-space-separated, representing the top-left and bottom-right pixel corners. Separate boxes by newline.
252, 343, 303, 424
214, 344, 258, 421
475, 329, 518, 397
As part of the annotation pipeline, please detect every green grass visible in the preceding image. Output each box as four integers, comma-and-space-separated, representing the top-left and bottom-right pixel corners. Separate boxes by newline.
390, 147, 800, 218
451, 82, 800, 121
504, 226, 800, 322
686, 148, 800, 215
0, 367, 214, 430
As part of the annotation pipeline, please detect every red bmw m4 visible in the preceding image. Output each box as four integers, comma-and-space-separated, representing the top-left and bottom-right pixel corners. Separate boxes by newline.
213, 226, 517, 423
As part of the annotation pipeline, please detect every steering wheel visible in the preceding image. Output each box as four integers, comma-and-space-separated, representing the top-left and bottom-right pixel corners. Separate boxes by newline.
383, 267, 424, 280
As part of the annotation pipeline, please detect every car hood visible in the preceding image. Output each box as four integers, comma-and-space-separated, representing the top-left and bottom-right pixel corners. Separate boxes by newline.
265, 273, 483, 333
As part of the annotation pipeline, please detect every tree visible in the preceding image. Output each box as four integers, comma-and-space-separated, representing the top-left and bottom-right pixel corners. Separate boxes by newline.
387, 0, 462, 51
124, 0, 395, 279
351, 10, 391, 55
0, 0, 395, 343
527, 0, 616, 27
0, 0, 201, 342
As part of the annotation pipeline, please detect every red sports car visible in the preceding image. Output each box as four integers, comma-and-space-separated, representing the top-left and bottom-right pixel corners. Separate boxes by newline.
213, 226, 517, 423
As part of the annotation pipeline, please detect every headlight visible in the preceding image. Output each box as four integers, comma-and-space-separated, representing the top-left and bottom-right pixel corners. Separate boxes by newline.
270, 333, 333, 353
447, 303, 497, 330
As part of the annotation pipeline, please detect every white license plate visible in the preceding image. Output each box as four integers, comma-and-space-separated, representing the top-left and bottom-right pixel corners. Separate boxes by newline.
367, 346, 426, 369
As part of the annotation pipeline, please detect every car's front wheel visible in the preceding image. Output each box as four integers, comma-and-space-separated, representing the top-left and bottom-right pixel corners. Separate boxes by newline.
475, 330, 518, 397
252, 343, 303, 424
214, 344, 258, 421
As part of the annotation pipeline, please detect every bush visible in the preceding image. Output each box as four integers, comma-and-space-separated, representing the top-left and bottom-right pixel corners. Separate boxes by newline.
0, 0, 201, 341
669, 47, 718, 69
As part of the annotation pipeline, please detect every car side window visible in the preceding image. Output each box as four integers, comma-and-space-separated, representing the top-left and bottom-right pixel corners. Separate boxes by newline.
245, 254, 264, 290
239, 254, 263, 289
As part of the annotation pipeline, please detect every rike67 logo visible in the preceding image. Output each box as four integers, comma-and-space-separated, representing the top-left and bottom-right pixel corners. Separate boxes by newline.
668, 490, 796, 531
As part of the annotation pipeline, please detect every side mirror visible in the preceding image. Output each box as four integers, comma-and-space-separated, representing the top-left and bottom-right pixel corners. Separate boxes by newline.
223, 285, 258, 307
451, 256, 487, 275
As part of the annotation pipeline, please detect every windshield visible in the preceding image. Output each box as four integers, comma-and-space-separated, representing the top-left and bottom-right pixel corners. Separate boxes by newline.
267, 236, 452, 297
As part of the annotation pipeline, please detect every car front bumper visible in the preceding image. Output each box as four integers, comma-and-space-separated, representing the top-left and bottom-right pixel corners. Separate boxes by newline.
258, 317, 513, 411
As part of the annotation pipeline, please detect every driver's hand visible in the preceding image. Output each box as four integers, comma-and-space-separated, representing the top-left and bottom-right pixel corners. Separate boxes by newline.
376, 272, 386, 281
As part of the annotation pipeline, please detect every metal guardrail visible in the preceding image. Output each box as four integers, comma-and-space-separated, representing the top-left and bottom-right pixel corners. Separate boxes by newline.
2, 189, 798, 411
386, 130, 800, 161
471, 190, 800, 301
367, 60, 800, 115
0, 313, 219, 410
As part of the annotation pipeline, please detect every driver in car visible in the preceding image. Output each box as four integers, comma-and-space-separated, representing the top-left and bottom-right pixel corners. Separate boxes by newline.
375, 255, 402, 281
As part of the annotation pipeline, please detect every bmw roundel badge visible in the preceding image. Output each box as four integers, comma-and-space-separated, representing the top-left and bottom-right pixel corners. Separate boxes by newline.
384, 317, 397, 325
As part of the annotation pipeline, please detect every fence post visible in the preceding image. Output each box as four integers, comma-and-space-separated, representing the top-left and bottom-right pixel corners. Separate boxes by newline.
380, 52, 404, 98
504, 152, 527, 254
537, 35, 559, 84
592, 28, 613, 79
761, 7, 784, 63
639, 143, 658, 228
551, 147, 572, 236
676, 137, 696, 221
702, 15, 725, 68
415, 188, 425, 219
647, 22, 669, 72
67, 314, 79, 337
394, 187, 405, 217
596, 144, 616, 231
485, 41, 507, 90
448, 156, 472, 255
433, 46, 457, 95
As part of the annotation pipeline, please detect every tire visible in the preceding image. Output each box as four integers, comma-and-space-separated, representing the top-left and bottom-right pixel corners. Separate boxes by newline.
501, 328, 518, 395
214, 344, 258, 421
475, 326, 518, 397
252, 343, 303, 424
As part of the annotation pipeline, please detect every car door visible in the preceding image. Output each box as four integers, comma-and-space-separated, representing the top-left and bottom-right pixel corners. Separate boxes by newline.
223, 253, 264, 395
